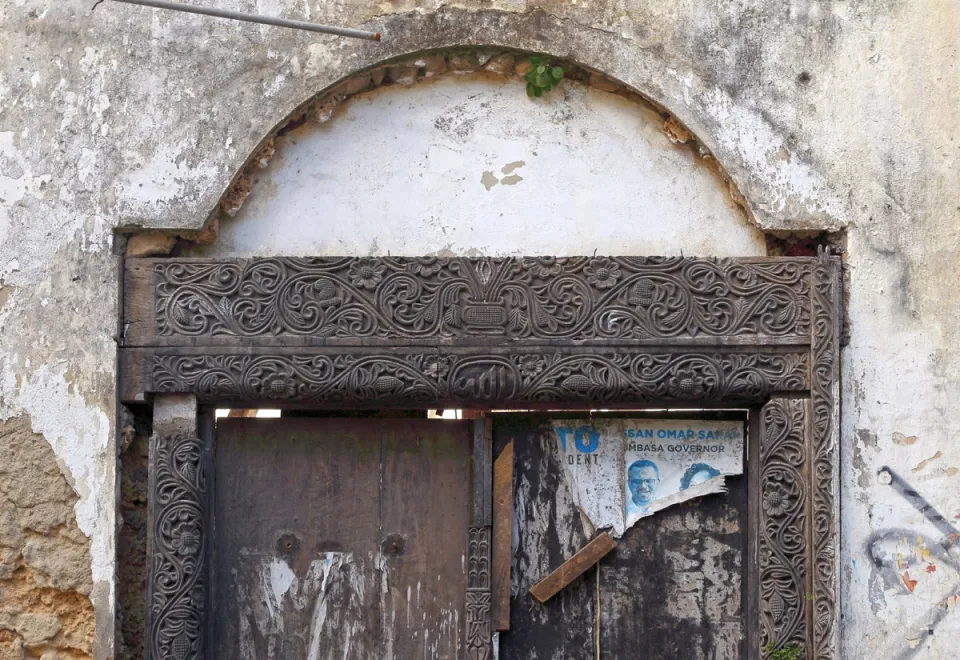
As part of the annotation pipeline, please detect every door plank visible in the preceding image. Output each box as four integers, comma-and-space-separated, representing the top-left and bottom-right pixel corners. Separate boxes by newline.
379, 420, 471, 660
213, 419, 381, 660
491, 440, 514, 631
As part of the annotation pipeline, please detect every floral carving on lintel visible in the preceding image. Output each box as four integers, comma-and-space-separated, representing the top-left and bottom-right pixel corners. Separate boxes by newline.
153, 257, 812, 340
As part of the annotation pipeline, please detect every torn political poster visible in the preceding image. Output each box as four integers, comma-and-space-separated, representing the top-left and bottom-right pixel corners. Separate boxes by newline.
552, 419, 744, 537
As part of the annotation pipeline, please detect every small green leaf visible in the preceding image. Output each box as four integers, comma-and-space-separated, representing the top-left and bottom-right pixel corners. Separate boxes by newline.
552, 66, 564, 80
526, 82, 536, 97
530, 56, 541, 66
537, 65, 546, 74
534, 86, 543, 97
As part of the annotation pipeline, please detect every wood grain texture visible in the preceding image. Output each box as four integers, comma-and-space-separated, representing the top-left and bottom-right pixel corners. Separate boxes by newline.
212, 418, 382, 660
379, 420, 471, 660
492, 441, 514, 631
493, 416, 596, 660
211, 418, 472, 660
598, 472, 747, 660
529, 532, 616, 604
472, 417, 493, 527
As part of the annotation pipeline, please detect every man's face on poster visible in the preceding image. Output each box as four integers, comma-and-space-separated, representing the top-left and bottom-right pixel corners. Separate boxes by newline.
628, 461, 660, 506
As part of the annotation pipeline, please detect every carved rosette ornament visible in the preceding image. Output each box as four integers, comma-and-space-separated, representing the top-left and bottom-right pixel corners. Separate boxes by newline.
148, 432, 207, 660
466, 527, 492, 660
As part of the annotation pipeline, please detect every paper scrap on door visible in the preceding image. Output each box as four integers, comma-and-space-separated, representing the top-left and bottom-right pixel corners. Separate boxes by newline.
552, 419, 744, 537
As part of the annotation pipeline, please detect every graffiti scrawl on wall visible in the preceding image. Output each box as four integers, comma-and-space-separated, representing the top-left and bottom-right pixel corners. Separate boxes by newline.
550, 419, 744, 537
866, 466, 960, 659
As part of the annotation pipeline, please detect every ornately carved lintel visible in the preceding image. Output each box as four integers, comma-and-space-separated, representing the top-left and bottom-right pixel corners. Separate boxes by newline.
149, 350, 810, 404
148, 431, 207, 660
151, 257, 812, 341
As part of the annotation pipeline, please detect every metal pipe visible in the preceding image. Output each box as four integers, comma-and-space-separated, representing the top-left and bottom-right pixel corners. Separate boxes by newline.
108, 0, 381, 41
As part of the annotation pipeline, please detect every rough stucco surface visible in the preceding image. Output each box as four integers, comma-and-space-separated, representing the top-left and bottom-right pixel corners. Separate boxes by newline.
0, 1, 958, 658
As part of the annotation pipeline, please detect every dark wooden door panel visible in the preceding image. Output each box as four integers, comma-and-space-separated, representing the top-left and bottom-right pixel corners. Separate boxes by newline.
493, 415, 746, 660
213, 418, 471, 660
213, 419, 382, 660
494, 416, 597, 659
380, 421, 471, 659
599, 478, 746, 659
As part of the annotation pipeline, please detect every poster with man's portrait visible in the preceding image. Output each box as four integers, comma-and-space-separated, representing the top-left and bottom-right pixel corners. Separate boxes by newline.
553, 419, 744, 536
623, 419, 743, 526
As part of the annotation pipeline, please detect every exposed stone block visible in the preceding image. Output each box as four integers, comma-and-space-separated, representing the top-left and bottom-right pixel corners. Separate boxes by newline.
0, 417, 94, 657
388, 64, 419, 86
484, 53, 515, 76
663, 116, 693, 144
415, 55, 448, 78
124, 232, 176, 258
514, 59, 533, 76
448, 53, 479, 74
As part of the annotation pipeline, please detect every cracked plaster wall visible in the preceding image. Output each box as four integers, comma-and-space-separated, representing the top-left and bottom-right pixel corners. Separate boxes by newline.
0, 1, 958, 658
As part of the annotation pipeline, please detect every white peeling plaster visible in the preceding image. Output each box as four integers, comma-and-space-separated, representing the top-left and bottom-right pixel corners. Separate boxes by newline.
116, 142, 222, 217
0, 132, 50, 250
676, 73, 848, 226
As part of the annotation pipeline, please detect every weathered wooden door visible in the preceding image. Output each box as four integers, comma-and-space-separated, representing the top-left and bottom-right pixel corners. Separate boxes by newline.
212, 418, 472, 659
494, 415, 747, 660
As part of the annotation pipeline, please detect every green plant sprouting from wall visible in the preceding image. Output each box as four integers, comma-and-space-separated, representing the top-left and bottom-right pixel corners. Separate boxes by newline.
763, 642, 803, 660
525, 56, 564, 98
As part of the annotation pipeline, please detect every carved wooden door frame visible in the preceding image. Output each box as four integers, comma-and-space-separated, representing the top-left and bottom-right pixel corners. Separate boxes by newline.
120, 253, 842, 660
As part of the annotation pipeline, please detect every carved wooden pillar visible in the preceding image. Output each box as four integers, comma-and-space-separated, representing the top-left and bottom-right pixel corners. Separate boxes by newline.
467, 417, 493, 660
147, 395, 209, 660
757, 397, 810, 654
810, 250, 841, 660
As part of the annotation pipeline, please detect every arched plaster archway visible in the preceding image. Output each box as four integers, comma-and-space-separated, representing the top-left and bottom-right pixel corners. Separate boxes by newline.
115, 8, 849, 236
179, 51, 768, 259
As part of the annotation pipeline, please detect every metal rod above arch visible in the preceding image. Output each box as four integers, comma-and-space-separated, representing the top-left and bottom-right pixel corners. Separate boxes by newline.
108, 0, 382, 41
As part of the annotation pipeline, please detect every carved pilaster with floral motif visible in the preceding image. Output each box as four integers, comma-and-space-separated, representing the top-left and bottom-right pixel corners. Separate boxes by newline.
810, 250, 841, 660
147, 397, 207, 660
758, 397, 809, 656
466, 527, 492, 660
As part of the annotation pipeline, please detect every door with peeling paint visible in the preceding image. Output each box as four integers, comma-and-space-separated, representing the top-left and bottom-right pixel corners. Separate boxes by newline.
211, 418, 472, 660
494, 414, 747, 660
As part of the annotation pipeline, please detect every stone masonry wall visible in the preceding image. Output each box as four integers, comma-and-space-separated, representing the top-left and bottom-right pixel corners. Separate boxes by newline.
0, 417, 94, 659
